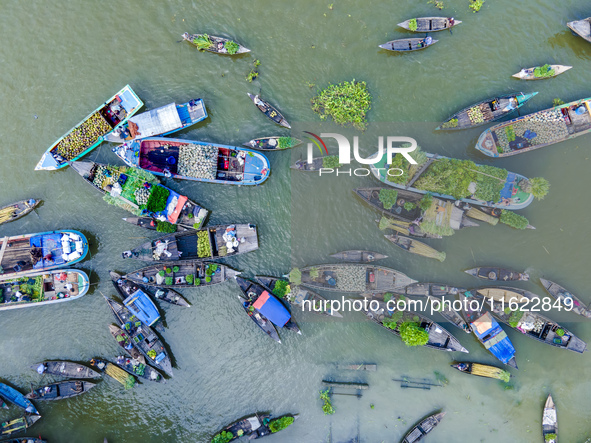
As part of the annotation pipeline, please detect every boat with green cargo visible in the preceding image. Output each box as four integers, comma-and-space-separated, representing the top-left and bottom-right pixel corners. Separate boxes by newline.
243, 136, 301, 151
398, 17, 461, 32
0, 415, 41, 437
182, 33, 250, 55
211, 413, 298, 442
512, 65, 571, 80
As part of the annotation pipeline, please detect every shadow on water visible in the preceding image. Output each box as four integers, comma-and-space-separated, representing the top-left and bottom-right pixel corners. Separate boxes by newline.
547, 30, 591, 59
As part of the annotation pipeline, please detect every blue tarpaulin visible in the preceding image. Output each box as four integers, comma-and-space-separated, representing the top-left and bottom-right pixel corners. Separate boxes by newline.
471, 312, 515, 364
499, 172, 516, 201
253, 291, 291, 327
124, 289, 160, 326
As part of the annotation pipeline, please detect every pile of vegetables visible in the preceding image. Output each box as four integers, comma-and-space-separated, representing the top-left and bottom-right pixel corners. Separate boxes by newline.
211, 430, 234, 443
134, 187, 150, 206
55, 112, 112, 160
534, 64, 555, 78
146, 185, 170, 213
500, 210, 529, 230
399, 320, 429, 346
311, 80, 372, 130
467, 106, 485, 124
197, 230, 211, 258
224, 40, 239, 54
193, 34, 214, 50
322, 156, 341, 169
440, 118, 458, 129
505, 125, 516, 142
289, 268, 302, 285
408, 18, 418, 31
276, 137, 299, 149
378, 188, 398, 210
156, 221, 177, 233
272, 280, 291, 298
104, 362, 136, 389
268, 416, 295, 433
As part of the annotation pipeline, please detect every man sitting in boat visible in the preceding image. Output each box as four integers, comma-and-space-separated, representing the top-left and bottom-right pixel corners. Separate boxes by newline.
253, 95, 267, 111
447, 17, 455, 27
425, 36, 433, 46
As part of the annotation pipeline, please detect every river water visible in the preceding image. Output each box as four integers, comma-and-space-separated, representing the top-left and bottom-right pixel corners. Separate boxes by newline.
1, 0, 591, 442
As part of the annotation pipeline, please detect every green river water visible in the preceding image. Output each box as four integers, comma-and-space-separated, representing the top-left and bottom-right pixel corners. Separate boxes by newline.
1, 0, 591, 442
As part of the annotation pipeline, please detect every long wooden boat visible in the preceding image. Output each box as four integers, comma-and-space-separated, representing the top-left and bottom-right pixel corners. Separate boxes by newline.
437, 92, 537, 130
542, 395, 558, 443
293, 264, 416, 293
124, 261, 239, 289
103, 99, 207, 143
110, 271, 190, 308
465, 267, 529, 282
291, 156, 329, 171
0, 415, 41, 437
567, 17, 591, 43
247, 93, 291, 128
212, 413, 298, 441
0, 384, 38, 414
1, 438, 46, 443
70, 161, 208, 230
451, 362, 511, 381
112, 137, 270, 186
329, 250, 387, 263
379, 38, 438, 52
384, 234, 446, 261
243, 136, 302, 151
476, 96, 591, 157
512, 65, 571, 80
90, 359, 136, 389
32, 361, 101, 379
122, 224, 258, 263
237, 294, 281, 344
109, 276, 163, 328
540, 278, 591, 319
0, 230, 88, 281
235, 277, 301, 334
104, 296, 173, 377
109, 324, 143, 359
0, 269, 89, 311
0, 199, 40, 226
398, 17, 461, 32
370, 151, 536, 210
473, 287, 538, 304
255, 276, 343, 318
121, 216, 191, 232
182, 33, 250, 54
25, 381, 95, 401
401, 412, 445, 443
363, 293, 467, 352
35, 85, 143, 171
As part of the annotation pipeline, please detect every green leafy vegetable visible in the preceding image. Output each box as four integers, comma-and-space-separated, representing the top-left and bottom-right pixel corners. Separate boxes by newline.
378, 188, 398, 210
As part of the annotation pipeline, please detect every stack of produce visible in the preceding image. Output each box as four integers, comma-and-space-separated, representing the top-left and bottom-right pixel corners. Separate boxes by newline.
55, 112, 112, 159
467, 106, 485, 124
493, 110, 568, 151
197, 230, 211, 258
177, 144, 218, 180
134, 187, 150, 206
335, 266, 366, 292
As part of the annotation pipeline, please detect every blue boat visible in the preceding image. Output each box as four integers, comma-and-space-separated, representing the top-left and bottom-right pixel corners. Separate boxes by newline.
35, 85, 143, 171
123, 288, 161, 327
0, 230, 89, 281
112, 137, 270, 186
469, 312, 518, 369
0, 383, 39, 414
103, 99, 207, 143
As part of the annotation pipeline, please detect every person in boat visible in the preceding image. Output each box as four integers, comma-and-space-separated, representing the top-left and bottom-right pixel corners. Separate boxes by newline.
457, 362, 469, 371
254, 95, 267, 111
425, 36, 433, 46
30, 246, 43, 265
447, 17, 455, 27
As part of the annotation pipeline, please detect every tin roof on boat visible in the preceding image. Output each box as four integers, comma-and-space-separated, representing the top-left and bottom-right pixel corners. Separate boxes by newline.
129, 103, 182, 137
124, 289, 160, 326
253, 290, 291, 327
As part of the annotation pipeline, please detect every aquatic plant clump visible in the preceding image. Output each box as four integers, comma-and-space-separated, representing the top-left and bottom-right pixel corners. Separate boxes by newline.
319, 389, 336, 415
469, 0, 485, 12
268, 416, 295, 433
55, 112, 113, 160
311, 80, 372, 130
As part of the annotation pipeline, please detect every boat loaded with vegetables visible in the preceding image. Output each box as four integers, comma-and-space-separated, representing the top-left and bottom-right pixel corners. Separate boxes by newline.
437, 92, 537, 130
211, 413, 298, 442
0, 230, 88, 281
110, 270, 190, 309
370, 148, 548, 210
90, 358, 137, 390
475, 96, 591, 157
451, 362, 511, 382
112, 137, 270, 186
512, 64, 571, 81
247, 94, 291, 128
71, 161, 208, 230
398, 17, 461, 32
0, 199, 40, 227
542, 395, 558, 443
182, 33, 250, 55
0, 269, 89, 311
102, 98, 207, 143
35, 85, 143, 171
243, 136, 301, 151
540, 278, 591, 319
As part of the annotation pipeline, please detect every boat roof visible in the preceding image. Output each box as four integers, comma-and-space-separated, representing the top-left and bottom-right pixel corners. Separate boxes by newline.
471, 312, 515, 363
253, 291, 291, 327
129, 103, 182, 137
123, 289, 160, 326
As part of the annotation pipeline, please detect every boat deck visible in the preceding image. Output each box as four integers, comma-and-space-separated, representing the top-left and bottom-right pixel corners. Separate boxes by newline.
456, 98, 514, 129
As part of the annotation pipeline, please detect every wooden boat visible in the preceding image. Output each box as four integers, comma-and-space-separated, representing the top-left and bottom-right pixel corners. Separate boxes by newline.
112, 137, 270, 186
109, 276, 163, 328
0, 230, 88, 281
121, 216, 191, 231
212, 413, 298, 441
109, 324, 144, 360
122, 224, 258, 263
540, 278, 591, 319
247, 93, 291, 128
0, 199, 40, 226
70, 161, 209, 230
379, 37, 438, 52
0, 415, 41, 437
0, 269, 89, 311
290, 156, 332, 171
437, 92, 538, 130
512, 65, 571, 80
0, 384, 38, 414
473, 287, 538, 304
235, 277, 301, 334
451, 362, 511, 381
335, 363, 377, 371
369, 151, 536, 210
398, 17, 461, 32
542, 395, 557, 443
35, 85, 143, 171
237, 294, 281, 344
567, 17, 591, 43
329, 250, 387, 262
384, 234, 446, 261
104, 296, 173, 377
243, 136, 301, 151
103, 99, 207, 143
110, 271, 190, 308
182, 33, 250, 54
256, 276, 343, 318
476, 96, 591, 157
25, 381, 95, 401
401, 412, 445, 443
90, 359, 136, 389
32, 361, 101, 379
124, 261, 239, 289
293, 264, 416, 293
114, 355, 165, 383
465, 267, 529, 281
0, 438, 46, 443
363, 293, 467, 352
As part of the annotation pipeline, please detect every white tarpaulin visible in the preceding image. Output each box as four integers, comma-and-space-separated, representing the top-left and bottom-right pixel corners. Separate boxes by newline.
542, 408, 556, 426
130, 103, 182, 137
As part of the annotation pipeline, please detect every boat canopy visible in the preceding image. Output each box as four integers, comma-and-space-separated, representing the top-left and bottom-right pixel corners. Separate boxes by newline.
129, 103, 182, 138
471, 312, 515, 364
253, 291, 291, 327
124, 289, 160, 326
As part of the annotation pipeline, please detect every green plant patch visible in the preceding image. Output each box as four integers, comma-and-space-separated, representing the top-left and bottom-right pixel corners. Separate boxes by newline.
311, 80, 372, 130
399, 321, 429, 346
320, 389, 335, 415
211, 430, 234, 443
500, 210, 529, 229
173, 266, 180, 273
146, 185, 170, 213
322, 155, 341, 169
508, 309, 524, 328
469, 0, 484, 12
224, 40, 239, 54
408, 18, 418, 31
533, 64, 555, 78
193, 34, 213, 50
272, 280, 291, 298
268, 416, 295, 433
165, 277, 173, 286
197, 230, 212, 258
156, 221, 177, 233
277, 137, 298, 149
186, 274, 194, 284
289, 268, 302, 285
378, 188, 398, 210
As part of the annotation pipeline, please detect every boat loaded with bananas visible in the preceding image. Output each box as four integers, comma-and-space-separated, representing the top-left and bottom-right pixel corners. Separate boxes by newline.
110, 270, 190, 308
542, 395, 558, 443
363, 293, 468, 352
35, 85, 143, 171
0, 269, 89, 311
71, 161, 208, 230
379, 37, 438, 52
112, 137, 270, 186
247, 94, 291, 128
512, 65, 571, 80
465, 267, 529, 281
0, 199, 40, 226
370, 149, 546, 210
437, 92, 537, 130
256, 275, 343, 318
293, 264, 416, 293
25, 381, 95, 401
383, 233, 446, 262
540, 278, 591, 319
243, 136, 301, 151
122, 224, 258, 262
451, 362, 511, 382
567, 17, 591, 43
32, 361, 101, 379
476, 96, 591, 157
211, 413, 298, 442
90, 358, 137, 389
0, 415, 41, 437
0, 230, 88, 281
0, 383, 39, 414
182, 33, 250, 54
103, 98, 207, 143
398, 17, 461, 32
401, 411, 446, 443
329, 250, 387, 263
